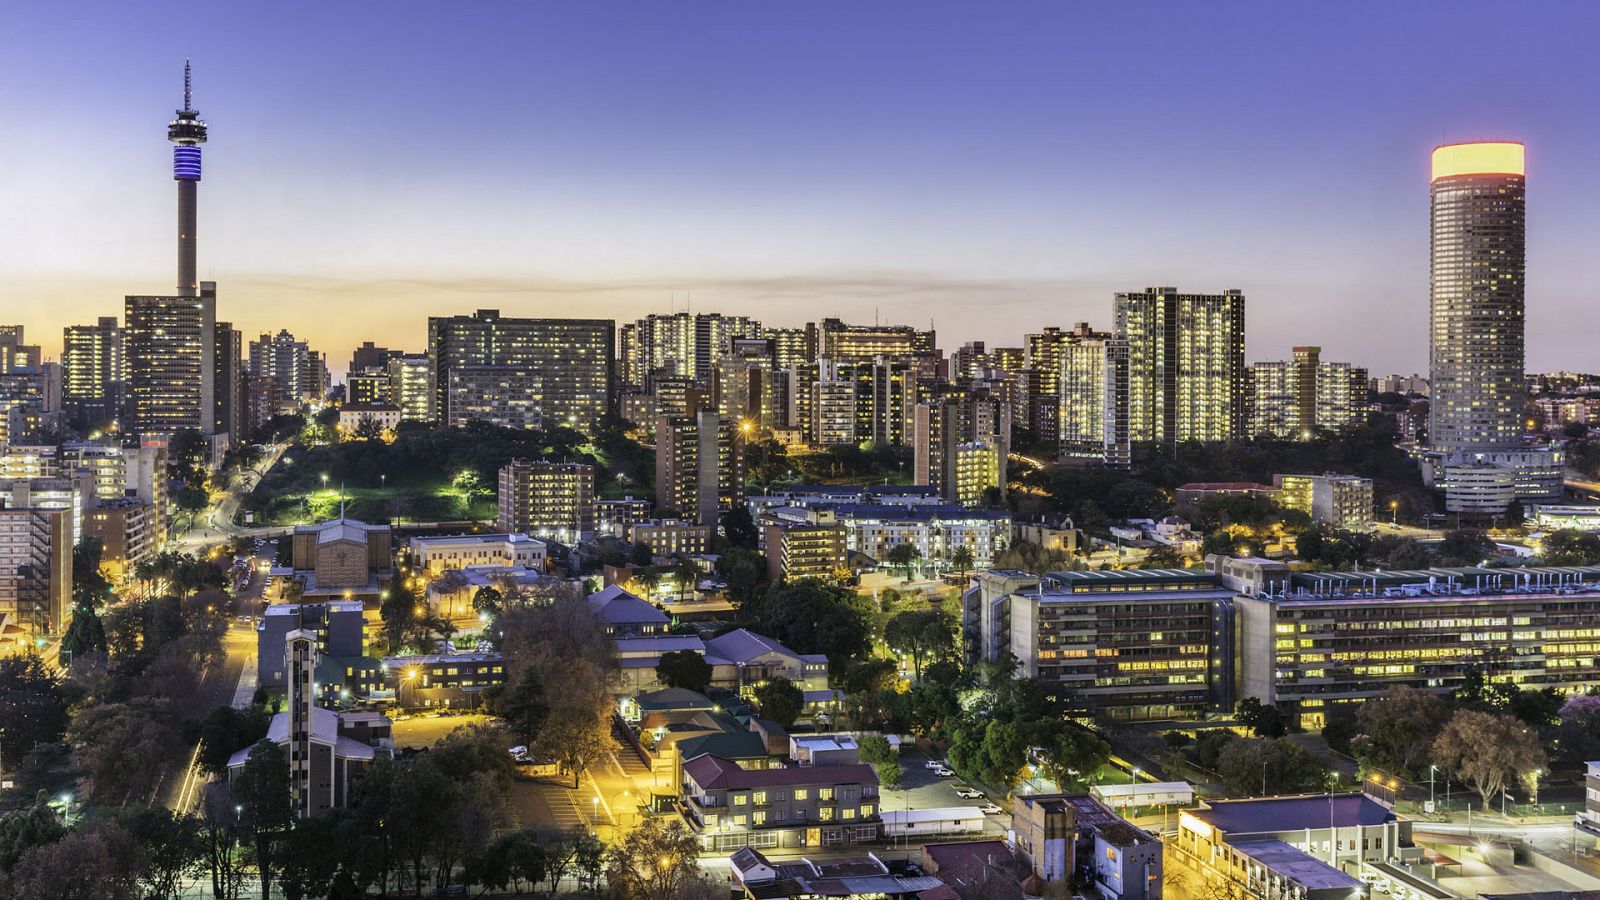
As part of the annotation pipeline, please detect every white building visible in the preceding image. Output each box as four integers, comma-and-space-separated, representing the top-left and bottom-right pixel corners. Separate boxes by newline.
408, 532, 547, 575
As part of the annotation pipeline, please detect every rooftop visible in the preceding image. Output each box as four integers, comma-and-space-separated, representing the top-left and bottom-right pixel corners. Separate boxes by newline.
1230, 840, 1364, 891
1191, 793, 1394, 834
682, 754, 876, 792
410, 532, 545, 548
587, 585, 670, 625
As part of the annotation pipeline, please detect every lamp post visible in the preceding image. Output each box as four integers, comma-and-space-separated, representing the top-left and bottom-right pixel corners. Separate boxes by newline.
1429, 765, 1436, 810
1389, 500, 1399, 527
1531, 769, 1543, 809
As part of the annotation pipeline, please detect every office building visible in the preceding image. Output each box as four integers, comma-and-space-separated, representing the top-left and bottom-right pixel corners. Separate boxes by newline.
1114, 287, 1247, 444
1058, 330, 1131, 467
125, 289, 216, 438
496, 460, 595, 541
0, 507, 71, 637
1229, 564, 1600, 729
1272, 473, 1373, 529
657, 410, 744, 526
61, 317, 125, 429
409, 533, 548, 575
966, 569, 1229, 721
428, 310, 613, 433
913, 385, 1009, 506
1248, 347, 1368, 439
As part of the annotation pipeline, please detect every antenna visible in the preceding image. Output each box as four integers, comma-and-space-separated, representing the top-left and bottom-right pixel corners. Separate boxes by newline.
183, 59, 193, 112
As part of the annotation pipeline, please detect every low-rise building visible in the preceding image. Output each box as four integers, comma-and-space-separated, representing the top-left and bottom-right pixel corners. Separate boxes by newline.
731, 848, 945, 899
587, 584, 669, 636
82, 498, 161, 575
258, 601, 366, 690
1274, 473, 1373, 529
1175, 481, 1277, 508
335, 402, 402, 438
762, 519, 846, 581
629, 518, 711, 556
594, 496, 651, 538
1175, 793, 1414, 900
704, 628, 831, 697
382, 652, 506, 710
682, 753, 880, 852
408, 532, 548, 575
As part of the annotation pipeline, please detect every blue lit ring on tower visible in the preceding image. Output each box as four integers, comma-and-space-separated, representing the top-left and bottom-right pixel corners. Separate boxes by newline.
173, 145, 203, 181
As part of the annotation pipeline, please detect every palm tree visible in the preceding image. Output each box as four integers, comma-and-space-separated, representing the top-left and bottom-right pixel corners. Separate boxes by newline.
951, 545, 975, 577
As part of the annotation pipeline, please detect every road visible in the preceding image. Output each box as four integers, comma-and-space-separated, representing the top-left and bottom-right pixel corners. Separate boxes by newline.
173, 443, 290, 551
164, 618, 256, 812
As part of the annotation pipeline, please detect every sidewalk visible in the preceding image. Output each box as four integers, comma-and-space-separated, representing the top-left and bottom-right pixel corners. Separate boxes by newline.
230, 652, 257, 709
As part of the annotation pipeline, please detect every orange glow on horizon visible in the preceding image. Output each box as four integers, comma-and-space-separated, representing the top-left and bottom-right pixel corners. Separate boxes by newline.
1431, 142, 1524, 181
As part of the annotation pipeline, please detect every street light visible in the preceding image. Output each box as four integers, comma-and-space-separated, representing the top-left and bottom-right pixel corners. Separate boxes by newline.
1389, 500, 1399, 526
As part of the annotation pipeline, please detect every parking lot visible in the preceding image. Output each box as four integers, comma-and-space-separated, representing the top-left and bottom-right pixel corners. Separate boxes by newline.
885, 745, 1012, 837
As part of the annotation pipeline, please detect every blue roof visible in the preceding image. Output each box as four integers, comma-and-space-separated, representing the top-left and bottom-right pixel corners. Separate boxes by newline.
1193, 794, 1394, 834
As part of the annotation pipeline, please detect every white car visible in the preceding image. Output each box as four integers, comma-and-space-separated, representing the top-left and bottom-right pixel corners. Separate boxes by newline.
954, 787, 984, 800
924, 759, 944, 770
979, 803, 1002, 815
934, 767, 955, 777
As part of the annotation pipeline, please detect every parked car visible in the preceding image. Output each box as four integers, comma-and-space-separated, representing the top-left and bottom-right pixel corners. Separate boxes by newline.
934, 767, 956, 778
979, 803, 1002, 815
954, 787, 984, 800
923, 759, 944, 769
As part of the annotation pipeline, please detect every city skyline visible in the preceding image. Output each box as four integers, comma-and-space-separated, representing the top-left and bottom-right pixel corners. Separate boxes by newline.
4, 3, 1600, 376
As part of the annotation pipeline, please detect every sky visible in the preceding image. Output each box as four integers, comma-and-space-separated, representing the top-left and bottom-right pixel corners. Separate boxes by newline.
2, 1, 1598, 379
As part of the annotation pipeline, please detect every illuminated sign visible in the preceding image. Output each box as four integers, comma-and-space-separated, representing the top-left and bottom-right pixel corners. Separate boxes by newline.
1431, 142, 1524, 181
173, 146, 203, 181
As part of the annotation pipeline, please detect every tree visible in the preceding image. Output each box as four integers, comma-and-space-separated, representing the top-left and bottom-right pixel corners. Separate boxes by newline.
489, 667, 549, 747
1543, 529, 1600, 566
875, 760, 903, 791
1036, 725, 1111, 792
0, 794, 65, 872
886, 543, 921, 580
120, 807, 204, 900
235, 740, 293, 900
197, 703, 272, 776
534, 706, 612, 789
719, 506, 759, 550
1235, 697, 1288, 738
948, 718, 1029, 790
1432, 709, 1546, 806
472, 585, 504, 618
754, 676, 805, 729
883, 609, 956, 681
1351, 685, 1453, 779
714, 547, 769, 607
1437, 529, 1494, 567
0, 818, 146, 900
744, 579, 873, 674
656, 649, 713, 694
671, 556, 702, 601
1216, 737, 1323, 796
604, 817, 709, 900
858, 734, 896, 765
0, 653, 70, 752
950, 545, 975, 576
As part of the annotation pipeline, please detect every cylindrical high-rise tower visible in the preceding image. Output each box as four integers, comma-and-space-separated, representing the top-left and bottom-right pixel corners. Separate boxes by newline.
1428, 142, 1525, 452
168, 60, 208, 298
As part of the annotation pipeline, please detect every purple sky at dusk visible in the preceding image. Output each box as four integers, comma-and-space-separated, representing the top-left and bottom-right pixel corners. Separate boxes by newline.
2, 1, 1598, 377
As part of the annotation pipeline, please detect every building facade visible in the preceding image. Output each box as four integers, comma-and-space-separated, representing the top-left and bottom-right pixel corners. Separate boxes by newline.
496, 460, 595, 541
1114, 287, 1246, 445
1248, 347, 1368, 440
428, 310, 613, 433
657, 410, 744, 526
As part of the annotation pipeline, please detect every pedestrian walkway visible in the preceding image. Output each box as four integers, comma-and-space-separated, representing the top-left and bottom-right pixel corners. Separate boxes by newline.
231, 653, 257, 709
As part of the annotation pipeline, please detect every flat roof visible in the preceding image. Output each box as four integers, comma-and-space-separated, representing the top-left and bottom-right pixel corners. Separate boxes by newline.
1048, 568, 1219, 585
1231, 840, 1363, 890
1193, 793, 1394, 834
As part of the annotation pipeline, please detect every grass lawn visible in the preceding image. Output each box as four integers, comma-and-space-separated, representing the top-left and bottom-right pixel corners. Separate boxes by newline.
242, 482, 494, 526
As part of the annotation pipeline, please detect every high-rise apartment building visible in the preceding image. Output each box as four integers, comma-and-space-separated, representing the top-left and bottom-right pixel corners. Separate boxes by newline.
215, 321, 243, 443
496, 460, 596, 542
0, 507, 71, 637
125, 288, 216, 439
428, 310, 613, 433
656, 410, 744, 526
386, 355, 433, 422
1429, 142, 1526, 452
622, 312, 763, 390
1247, 346, 1368, 440
1057, 331, 1130, 468
809, 318, 937, 363
249, 329, 326, 410
61, 317, 125, 429
1114, 287, 1246, 445
914, 385, 1010, 506
1422, 142, 1560, 512
444, 366, 543, 430
0, 326, 43, 373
